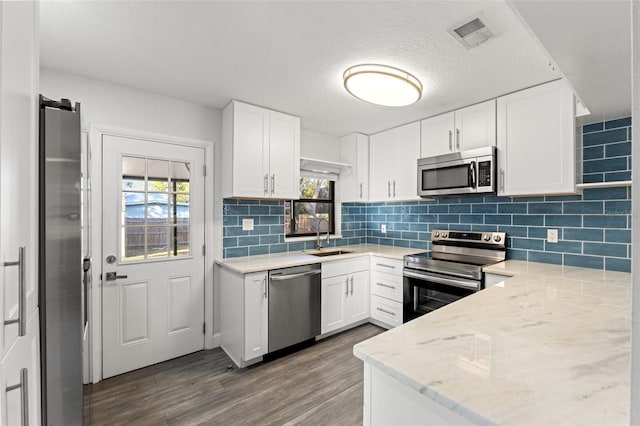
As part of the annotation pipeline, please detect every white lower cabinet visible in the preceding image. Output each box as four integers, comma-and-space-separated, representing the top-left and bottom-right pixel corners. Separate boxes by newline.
370, 295, 403, 329
1, 309, 40, 426
220, 267, 268, 367
369, 256, 404, 329
321, 257, 370, 334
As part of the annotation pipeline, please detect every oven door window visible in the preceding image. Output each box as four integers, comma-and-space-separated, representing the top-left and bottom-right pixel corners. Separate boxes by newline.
414, 280, 476, 315
421, 163, 472, 191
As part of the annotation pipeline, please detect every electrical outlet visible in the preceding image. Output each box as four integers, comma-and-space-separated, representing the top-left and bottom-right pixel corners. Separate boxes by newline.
547, 229, 558, 243
381, 224, 387, 234
242, 218, 254, 231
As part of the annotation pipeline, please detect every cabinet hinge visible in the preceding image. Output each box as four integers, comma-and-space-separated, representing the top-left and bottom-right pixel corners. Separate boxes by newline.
202, 244, 206, 256
202, 322, 206, 334
203, 164, 207, 176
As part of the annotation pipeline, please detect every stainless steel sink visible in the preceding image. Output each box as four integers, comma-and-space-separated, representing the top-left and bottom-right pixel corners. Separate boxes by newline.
307, 250, 354, 257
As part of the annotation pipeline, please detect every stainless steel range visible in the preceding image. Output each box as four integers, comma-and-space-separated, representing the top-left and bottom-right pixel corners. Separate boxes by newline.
403, 229, 506, 323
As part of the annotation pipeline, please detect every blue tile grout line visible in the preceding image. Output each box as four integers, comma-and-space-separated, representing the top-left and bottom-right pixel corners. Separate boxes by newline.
222, 118, 632, 273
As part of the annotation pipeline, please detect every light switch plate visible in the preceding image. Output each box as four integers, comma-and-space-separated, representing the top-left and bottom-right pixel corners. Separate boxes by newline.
242, 218, 254, 231
547, 229, 558, 243
381, 224, 387, 234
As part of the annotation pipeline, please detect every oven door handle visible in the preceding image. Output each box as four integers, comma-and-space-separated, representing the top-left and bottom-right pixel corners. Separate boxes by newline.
403, 270, 480, 291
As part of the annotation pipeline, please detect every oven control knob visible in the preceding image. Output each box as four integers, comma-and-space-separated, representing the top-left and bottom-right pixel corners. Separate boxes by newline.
442, 232, 448, 238
483, 234, 491, 241
433, 231, 440, 238
493, 234, 502, 243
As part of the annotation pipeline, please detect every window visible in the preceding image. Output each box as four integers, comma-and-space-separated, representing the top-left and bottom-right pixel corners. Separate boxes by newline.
285, 178, 335, 237
121, 156, 191, 261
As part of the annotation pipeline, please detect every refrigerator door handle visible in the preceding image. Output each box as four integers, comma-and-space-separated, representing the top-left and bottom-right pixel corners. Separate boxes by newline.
4, 247, 26, 336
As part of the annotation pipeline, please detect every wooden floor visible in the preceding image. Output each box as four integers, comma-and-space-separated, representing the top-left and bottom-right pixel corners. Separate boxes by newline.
84, 324, 384, 425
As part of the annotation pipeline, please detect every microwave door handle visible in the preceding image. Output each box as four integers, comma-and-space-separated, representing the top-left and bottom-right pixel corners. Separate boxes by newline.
469, 161, 477, 189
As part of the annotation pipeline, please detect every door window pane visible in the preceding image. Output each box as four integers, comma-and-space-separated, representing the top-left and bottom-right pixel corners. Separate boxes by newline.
171, 194, 190, 224
122, 226, 145, 261
147, 226, 169, 258
147, 159, 169, 192
170, 225, 190, 257
147, 193, 169, 223
122, 156, 146, 191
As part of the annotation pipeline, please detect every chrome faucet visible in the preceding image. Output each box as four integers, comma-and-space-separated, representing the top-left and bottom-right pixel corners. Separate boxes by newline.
316, 218, 330, 250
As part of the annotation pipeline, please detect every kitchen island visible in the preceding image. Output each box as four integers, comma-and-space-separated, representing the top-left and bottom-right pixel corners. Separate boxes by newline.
354, 260, 631, 425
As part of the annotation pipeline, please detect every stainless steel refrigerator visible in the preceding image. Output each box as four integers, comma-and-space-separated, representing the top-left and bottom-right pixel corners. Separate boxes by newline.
39, 96, 83, 425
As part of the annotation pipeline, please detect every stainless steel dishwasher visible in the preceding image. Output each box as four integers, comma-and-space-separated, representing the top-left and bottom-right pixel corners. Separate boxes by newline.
268, 263, 321, 352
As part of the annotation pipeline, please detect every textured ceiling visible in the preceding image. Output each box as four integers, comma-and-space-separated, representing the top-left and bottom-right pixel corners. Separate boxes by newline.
510, 0, 631, 124
40, 1, 563, 136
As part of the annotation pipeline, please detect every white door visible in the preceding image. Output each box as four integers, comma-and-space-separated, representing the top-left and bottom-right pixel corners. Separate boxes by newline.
394, 122, 421, 200
101, 134, 205, 378
369, 129, 396, 201
321, 276, 347, 334
455, 99, 496, 152
268, 110, 300, 199
421, 111, 454, 157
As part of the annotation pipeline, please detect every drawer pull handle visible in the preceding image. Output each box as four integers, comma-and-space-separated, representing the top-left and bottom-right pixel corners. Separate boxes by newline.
376, 283, 395, 289
6, 368, 28, 426
376, 263, 395, 269
376, 307, 396, 316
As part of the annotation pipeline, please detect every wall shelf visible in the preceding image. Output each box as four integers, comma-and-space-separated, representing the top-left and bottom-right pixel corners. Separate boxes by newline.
300, 157, 351, 176
575, 180, 632, 190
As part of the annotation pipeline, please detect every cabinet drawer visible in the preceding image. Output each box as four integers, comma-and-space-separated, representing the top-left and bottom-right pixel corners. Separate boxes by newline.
370, 271, 403, 303
370, 295, 402, 328
370, 257, 403, 275
322, 255, 369, 278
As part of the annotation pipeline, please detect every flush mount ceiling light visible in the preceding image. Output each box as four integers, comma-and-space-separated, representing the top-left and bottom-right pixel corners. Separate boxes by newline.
343, 64, 423, 107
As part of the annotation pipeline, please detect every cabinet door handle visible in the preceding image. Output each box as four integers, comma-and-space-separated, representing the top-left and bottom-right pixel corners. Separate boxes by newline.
376, 307, 396, 316
376, 282, 395, 289
499, 169, 505, 192
345, 277, 349, 296
456, 128, 461, 150
350, 276, 354, 295
448, 130, 453, 151
359, 183, 363, 199
387, 181, 391, 198
376, 263, 395, 269
4, 247, 26, 336
393, 180, 396, 197
6, 368, 29, 426
271, 174, 275, 195
264, 174, 268, 195
263, 277, 267, 299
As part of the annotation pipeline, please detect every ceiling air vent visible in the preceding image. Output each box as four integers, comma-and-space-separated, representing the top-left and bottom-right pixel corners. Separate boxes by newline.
449, 16, 495, 49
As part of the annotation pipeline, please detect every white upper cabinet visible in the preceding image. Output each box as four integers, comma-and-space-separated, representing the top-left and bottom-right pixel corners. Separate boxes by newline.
369, 122, 421, 202
496, 80, 575, 196
340, 133, 369, 202
222, 100, 300, 199
420, 99, 496, 158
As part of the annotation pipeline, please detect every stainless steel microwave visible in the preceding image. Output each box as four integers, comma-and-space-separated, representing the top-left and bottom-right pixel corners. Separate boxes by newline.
417, 146, 497, 197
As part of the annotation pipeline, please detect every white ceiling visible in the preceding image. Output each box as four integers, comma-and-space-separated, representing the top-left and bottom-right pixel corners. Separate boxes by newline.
40, 1, 622, 137
509, 0, 631, 124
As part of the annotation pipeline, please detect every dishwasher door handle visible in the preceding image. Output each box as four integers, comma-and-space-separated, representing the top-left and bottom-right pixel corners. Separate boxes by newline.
269, 269, 321, 281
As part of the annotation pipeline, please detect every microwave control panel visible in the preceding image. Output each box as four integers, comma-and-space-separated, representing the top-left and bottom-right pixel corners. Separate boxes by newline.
478, 161, 492, 187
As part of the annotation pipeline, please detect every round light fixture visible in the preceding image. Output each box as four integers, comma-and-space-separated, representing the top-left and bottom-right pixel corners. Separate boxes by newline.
343, 64, 423, 107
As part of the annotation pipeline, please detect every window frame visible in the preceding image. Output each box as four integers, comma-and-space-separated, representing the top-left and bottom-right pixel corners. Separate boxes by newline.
285, 179, 336, 238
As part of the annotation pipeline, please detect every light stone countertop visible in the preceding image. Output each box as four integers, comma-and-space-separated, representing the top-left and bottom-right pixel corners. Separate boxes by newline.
354, 260, 631, 425
215, 244, 423, 274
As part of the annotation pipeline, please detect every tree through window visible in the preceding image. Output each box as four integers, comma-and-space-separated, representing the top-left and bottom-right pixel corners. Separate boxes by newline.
285, 178, 335, 237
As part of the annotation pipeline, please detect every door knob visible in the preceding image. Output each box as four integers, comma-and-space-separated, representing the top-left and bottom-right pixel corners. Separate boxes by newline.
105, 272, 128, 281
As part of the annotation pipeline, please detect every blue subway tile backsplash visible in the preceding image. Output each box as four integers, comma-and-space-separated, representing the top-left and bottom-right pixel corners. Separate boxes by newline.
222, 118, 632, 273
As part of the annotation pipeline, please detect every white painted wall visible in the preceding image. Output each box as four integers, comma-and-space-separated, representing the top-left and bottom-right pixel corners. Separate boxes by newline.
301, 129, 342, 162
40, 68, 225, 351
